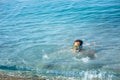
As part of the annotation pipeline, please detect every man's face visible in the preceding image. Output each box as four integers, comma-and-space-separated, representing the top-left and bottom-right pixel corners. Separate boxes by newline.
74, 42, 80, 46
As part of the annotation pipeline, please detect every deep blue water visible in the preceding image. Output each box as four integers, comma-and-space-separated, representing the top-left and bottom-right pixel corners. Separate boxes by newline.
0, 0, 120, 79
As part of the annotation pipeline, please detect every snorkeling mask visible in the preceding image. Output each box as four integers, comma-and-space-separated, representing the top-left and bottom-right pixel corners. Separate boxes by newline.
73, 45, 83, 52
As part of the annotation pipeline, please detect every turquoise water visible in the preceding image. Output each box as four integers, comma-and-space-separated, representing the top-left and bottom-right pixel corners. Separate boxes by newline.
0, 0, 120, 79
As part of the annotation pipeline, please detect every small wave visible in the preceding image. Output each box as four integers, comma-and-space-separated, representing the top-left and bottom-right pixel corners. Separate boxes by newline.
40, 69, 120, 80
0, 65, 31, 71
102, 64, 120, 72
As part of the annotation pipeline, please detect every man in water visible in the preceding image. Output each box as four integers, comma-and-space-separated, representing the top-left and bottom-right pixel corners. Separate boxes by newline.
73, 40, 83, 52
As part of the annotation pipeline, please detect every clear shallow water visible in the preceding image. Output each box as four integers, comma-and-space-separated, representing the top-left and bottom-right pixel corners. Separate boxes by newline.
0, 0, 120, 79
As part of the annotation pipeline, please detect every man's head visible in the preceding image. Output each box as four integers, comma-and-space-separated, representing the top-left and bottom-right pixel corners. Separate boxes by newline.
74, 40, 83, 46
73, 40, 83, 52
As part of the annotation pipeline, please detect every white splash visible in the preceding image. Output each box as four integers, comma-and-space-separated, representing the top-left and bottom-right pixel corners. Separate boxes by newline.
43, 54, 49, 59
85, 43, 91, 46
81, 57, 90, 63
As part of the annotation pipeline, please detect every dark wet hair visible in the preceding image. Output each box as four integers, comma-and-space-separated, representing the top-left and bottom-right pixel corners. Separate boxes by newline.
74, 39, 83, 46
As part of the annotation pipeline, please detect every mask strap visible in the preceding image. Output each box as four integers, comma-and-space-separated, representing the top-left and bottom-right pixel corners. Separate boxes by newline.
78, 45, 82, 51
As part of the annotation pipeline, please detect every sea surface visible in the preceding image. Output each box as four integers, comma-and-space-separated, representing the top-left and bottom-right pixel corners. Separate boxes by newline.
0, 0, 120, 80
